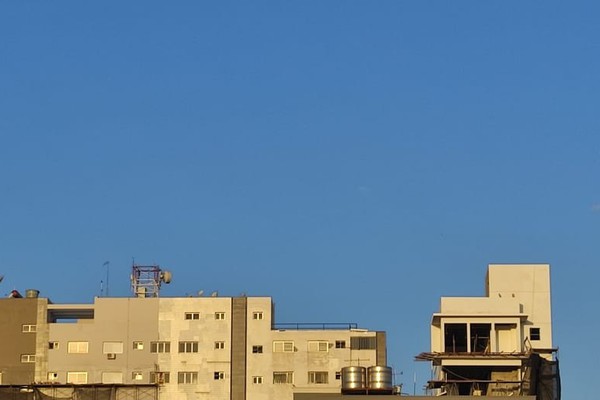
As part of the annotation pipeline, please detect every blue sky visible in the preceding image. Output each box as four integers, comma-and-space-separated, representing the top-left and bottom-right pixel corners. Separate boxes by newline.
1, 1, 599, 396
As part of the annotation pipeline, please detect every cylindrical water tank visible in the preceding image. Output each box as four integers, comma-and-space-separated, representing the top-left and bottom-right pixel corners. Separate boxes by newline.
341, 366, 367, 393
25, 289, 40, 298
367, 366, 393, 392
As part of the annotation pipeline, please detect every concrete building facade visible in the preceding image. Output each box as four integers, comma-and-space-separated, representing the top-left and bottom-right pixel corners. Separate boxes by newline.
0, 294, 385, 400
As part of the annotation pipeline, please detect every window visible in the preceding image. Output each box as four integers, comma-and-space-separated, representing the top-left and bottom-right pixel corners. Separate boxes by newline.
530, 327, 541, 341
49, 342, 59, 350
185, 312, 200, 320
150, 372, 170, 384
273, 341, 294, 352
103, 342, 124, 354
20, 354, 35, 363
68, 342, 89, 354
253, 376, 263, 384
132, 371, 143, 381
308, 371, 329, 384
22, 324, 36, 333
350, 336, 377, 350
178, 341, 199, 353
215, 341, 225, 350
48, 372, 58, 381
150, 341, 171, 353
67, 372, 88, 384
335, 340, 346, 349
443, 324, 467, 353
178, 372, 198, 384
215, 312, 226, 320
101, 372, 123, 384
273, 371, 293, 384
252, 311, 263, 320
308, 341, 329, 352
214, 371, 225, 380
252, 345, 263, 354
335, 371, 341, 380
470, 323, 491, 353
133, 341, 144, 350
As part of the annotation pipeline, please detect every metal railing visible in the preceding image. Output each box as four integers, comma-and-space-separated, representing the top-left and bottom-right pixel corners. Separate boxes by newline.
273, 322, 358, 330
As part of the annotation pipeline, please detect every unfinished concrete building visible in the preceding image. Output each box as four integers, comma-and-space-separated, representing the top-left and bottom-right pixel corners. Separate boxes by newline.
416, 264, 560, 399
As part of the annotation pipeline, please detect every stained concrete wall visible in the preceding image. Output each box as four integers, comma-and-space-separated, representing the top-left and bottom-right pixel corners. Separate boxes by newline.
47, 297, 159, 384
0, 298, 40, 384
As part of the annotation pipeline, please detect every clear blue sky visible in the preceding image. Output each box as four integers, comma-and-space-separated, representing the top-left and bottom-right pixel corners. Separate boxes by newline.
1, 1, 598, 397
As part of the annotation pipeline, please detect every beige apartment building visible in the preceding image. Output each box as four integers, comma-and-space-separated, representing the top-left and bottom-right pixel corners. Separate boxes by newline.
416, 264, 560, 399
0, 289, 385, 400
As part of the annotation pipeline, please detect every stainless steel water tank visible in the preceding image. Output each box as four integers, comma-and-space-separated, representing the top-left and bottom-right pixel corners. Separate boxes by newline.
25, 289, 40, 298
367, 366, 393, 391
341, 366, 367, 392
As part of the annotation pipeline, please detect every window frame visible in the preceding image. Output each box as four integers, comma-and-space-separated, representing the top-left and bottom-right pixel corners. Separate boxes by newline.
253, 376, 263, 384
530, 327, 541, 341
102, 341, 124, 354
214, 371, 225, 380
67, 372, 88, 384
308, 340, 329, 352
273, 340, 294, 353
177, 371, 198, 384
308, 371, 329, 384
150, 371, 170, 384
252, 311, 264, 320
178, 341, 199, 353
20, 354, 36, 363
22, 324, 37, 333
273, 371, 294, 384
67, 341, 89, 354
185, 312, 200, 320
150, 341, 171, 353
215, 312, 226, 320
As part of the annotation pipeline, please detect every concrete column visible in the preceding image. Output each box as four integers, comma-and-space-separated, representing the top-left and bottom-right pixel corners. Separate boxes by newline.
230, 297, 247, 400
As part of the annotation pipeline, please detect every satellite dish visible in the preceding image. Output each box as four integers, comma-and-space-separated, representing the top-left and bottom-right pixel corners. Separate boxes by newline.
197, 290, 204, 297
161, 271, 172, 284
210, 291, 218, 297
0, 275, 4, 283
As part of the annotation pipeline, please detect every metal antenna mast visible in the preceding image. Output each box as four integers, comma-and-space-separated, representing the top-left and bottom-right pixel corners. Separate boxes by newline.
103, 261, 110, 296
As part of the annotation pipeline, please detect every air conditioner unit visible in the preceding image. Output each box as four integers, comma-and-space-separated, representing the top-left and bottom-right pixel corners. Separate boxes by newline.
107, 353, 116, 360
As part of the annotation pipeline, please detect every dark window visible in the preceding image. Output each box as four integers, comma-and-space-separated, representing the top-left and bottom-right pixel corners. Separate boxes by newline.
530, 327, 541, 341
470, 324, 491, 353
335, 340, 346, 349
178, 341, 198, 353
444, 324, 467, 353
252, 345, 263, 354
